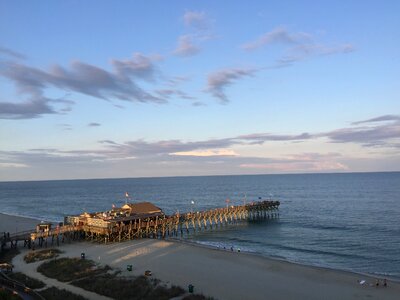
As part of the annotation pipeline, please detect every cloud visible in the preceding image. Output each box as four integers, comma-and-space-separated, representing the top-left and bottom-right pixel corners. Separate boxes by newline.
323, 115, 400, 148
352, 115, 400, 125
205, 67, 257, 103
95, 131, 316, 159
183, 11, 208, 30
326, 125, 400, 145
111, 52, 162, 81
241, 27, 312, 51
173, 35, 200, 57
279, 43, 354, 65
242, 27, 354, 65
0, 53, 171, 119
0, 162, 28, 168
171, 149, 238, 157
2, 115, 398, 178
175, 11, 214, 58
237, 132, 313, 144
88, 122, 101, 127
0, 95, 73, 119
166, 76, 190, 87
239, 152, 348, 172
0, 46, 26, 60
240, 161, 348, 172
155, 89, 195, 100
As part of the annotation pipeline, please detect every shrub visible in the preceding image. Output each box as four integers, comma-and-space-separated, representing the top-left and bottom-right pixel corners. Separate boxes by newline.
0, 248, 19, 264
7, 272, 45, 289
73, 274, 185, 300
24, 249, 62, 263
39, 287, 87, 300
37, 258, 108, 282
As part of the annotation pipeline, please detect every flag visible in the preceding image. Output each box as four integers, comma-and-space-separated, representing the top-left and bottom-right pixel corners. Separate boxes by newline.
191, 200, 195, 205
112, 204, 115, 208
125, 192, 130, 198
225, 198, 230, 203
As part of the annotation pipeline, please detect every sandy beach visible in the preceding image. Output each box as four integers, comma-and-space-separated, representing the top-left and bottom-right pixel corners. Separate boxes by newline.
2, 213, 400, 300
0, 212, 45, 234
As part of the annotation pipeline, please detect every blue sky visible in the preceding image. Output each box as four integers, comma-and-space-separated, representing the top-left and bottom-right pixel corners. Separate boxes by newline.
0, 1, 399, 181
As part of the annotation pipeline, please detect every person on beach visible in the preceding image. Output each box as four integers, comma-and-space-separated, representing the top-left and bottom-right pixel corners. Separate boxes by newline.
383, 279, 387, 287
375, 279, 379, 287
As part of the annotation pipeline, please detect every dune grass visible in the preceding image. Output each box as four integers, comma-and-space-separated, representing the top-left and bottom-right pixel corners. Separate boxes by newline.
39, 287, 87, 300
72, 273, 185, 300
24, 248, 62, 263
0, 248, 19, 264
0, 287, 22, 300
37, 257, 110, 282
7, 272, 45, 289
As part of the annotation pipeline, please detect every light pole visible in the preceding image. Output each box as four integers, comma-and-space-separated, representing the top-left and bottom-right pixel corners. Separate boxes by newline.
191, 200, 195, 213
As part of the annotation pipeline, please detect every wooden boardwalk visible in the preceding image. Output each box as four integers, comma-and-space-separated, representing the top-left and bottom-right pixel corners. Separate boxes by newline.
2, 200, 279, 249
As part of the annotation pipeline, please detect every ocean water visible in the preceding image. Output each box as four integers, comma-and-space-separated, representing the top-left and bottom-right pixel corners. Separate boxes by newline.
1, 172, 399, 279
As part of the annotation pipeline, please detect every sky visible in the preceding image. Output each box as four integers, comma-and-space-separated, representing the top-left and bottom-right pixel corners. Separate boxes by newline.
0, 1, 399, 181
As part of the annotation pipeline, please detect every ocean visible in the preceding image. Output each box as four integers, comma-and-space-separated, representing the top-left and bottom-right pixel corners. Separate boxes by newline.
1, 172, 399, 280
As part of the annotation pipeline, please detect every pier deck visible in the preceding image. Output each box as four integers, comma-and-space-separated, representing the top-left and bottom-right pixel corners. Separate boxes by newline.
2, 200, 279, 249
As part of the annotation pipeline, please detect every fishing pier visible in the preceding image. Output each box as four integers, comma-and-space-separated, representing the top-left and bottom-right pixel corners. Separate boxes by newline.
1, 200, 279, 250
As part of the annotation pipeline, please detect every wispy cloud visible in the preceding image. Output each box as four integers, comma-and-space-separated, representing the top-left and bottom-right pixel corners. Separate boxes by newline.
205, 67, 257, 103
183, 10, 209, 30
0, 52, 174, 119
242, 27, 354, 65
238, 132, 313, 144
352, 115, 400, 125
0, 46, 26, 60
0, 95, 73, 119
174, 11, 214, 58
241, 27, 312, 51
173, 35, 200, 57
323, 115, 400, 148
205, 27, 353, 103
155, 89, 195, 100
279, 43, 354, 65
1, 115, 398, 177
171, 149, 238, 157
88, 122, 101, 127
1, 58, 163, 102
111, 52, 162, 81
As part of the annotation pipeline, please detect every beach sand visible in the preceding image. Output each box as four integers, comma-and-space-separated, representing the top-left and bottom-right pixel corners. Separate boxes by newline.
0, 213, 43, 234
3, 214, 400, 300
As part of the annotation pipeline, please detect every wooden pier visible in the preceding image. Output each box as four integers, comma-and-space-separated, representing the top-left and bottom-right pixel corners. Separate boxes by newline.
2, 200, 279, 250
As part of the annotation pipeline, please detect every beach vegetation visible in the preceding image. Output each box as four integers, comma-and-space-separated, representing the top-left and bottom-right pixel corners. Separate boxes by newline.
183, 294, 216, 300
37, 257, 110, 282
0, 248, 19, 264
0, 287, 22, 300
72, 273, 185, 300
24, 248, 62, 263
7, 272, 45, 289
39, 287, 87, 300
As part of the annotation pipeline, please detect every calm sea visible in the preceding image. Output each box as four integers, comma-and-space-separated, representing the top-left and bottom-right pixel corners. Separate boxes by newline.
1, 172, 399, 279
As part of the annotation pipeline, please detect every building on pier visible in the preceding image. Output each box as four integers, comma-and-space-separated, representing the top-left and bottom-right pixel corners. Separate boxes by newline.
2, 199, 279, 250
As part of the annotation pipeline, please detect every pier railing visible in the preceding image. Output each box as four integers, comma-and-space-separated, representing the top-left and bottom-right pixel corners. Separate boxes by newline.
4, 200, 279, 248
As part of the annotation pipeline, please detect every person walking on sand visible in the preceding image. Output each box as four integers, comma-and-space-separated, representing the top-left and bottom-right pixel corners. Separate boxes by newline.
375, 279, 380, 287
383, 279, 387, 287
